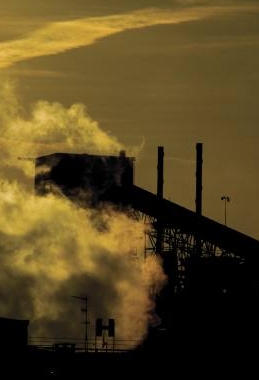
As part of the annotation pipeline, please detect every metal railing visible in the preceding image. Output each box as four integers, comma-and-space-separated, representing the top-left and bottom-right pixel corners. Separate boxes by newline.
28, 336, 141, 353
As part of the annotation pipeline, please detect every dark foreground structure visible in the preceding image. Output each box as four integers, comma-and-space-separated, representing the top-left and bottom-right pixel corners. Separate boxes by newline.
3, 148, 259, 377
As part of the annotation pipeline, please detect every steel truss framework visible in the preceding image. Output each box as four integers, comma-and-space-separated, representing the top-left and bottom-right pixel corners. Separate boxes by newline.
131, 209, 245, 294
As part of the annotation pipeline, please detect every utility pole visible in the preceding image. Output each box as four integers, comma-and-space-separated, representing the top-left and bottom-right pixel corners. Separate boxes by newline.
72, 295, 89, 352
221, 196, 230, 226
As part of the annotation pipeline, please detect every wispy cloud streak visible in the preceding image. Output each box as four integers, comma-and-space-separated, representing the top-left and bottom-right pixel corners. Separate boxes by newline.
0, 5, 258, 69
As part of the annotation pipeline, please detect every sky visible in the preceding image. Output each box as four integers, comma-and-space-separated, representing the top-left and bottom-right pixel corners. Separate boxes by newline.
0, 0, 258, 342
0, 0, 259, 239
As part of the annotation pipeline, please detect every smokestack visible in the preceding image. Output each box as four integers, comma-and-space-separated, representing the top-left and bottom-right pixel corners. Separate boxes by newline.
157, 146, 164, 199
156, 146, 164, 254
195, 142, 203, 216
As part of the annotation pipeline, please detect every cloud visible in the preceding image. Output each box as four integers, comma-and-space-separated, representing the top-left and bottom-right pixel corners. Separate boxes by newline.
1, 5, 258, 69
7, 68, 67, 78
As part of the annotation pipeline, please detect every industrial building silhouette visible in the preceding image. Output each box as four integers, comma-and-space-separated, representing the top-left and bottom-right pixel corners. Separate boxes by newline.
1, 145, 259, 375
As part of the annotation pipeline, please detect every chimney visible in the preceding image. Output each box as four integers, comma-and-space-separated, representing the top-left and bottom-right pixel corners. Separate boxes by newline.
195, 142, 203, 216
157, 146, 164, 199
156, 146, 164, 254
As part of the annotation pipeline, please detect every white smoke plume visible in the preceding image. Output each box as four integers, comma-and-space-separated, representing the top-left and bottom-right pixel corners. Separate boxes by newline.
0, 78, 125, 179
0, 78, 167, 349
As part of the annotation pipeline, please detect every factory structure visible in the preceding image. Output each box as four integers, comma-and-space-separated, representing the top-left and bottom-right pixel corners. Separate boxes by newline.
1, 144, 259, 374
34, 146, 259, 342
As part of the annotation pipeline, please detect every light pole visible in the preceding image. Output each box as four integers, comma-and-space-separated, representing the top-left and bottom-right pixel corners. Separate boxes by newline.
221, 195, 230, 226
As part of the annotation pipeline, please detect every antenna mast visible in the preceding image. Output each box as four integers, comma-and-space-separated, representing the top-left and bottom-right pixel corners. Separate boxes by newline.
72, 295, 89, 352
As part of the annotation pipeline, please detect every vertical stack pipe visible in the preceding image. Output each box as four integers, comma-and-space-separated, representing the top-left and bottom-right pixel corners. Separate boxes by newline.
195, 142, 203, 257
156, 146, 164, 255
196, 143, 203, 216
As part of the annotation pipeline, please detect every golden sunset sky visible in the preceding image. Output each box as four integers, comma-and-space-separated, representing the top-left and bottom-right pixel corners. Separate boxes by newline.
1, 0, 259, 239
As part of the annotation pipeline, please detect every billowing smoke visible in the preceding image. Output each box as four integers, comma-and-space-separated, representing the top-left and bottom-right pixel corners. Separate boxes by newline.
0, 78, 166, 349
0, 78, 124, 180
